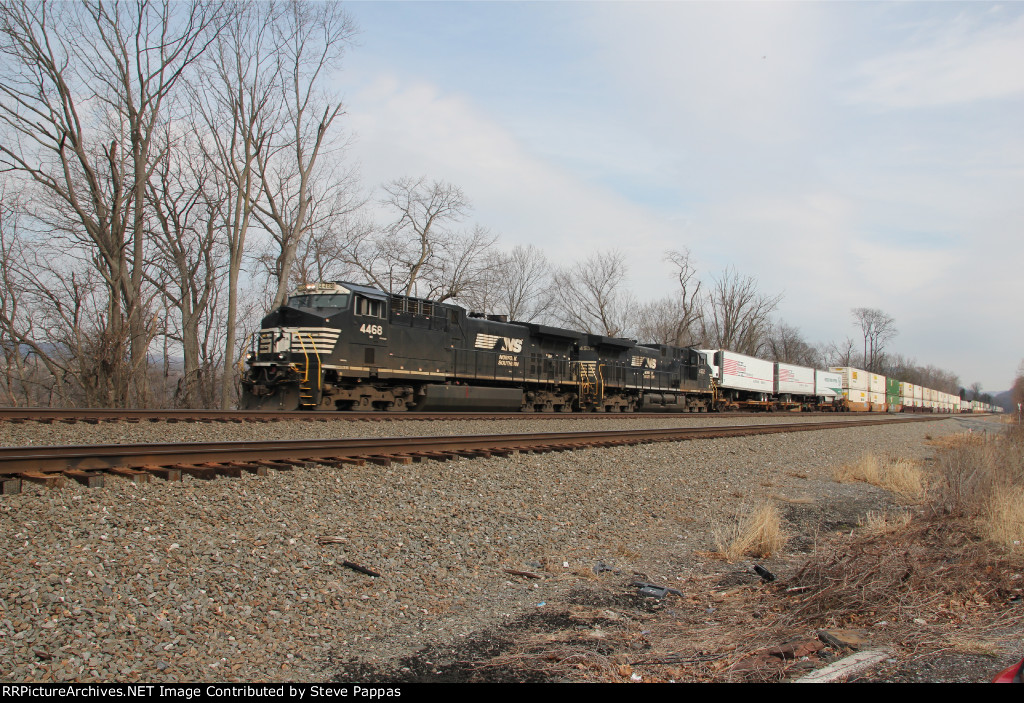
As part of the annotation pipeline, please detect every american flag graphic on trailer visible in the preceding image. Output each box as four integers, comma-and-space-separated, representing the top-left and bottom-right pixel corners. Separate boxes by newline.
723, 358, 743, 375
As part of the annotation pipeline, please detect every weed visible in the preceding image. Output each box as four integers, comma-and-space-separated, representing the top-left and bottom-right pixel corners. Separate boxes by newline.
714, 503, 788, 561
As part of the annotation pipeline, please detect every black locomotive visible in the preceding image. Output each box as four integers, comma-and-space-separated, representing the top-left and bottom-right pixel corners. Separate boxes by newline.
240, 282, 715, 412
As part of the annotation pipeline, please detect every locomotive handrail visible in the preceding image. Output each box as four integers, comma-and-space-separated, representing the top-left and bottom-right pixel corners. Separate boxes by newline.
294, 333, 322, 394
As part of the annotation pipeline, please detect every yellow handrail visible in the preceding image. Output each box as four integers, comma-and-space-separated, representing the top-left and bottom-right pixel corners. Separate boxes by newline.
293, 333, 323, 393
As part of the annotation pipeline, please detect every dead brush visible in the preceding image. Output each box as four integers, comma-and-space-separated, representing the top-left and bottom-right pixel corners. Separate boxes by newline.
779, 516, 1024, 626
714, 503, 789, 561
472, 623, 632, 682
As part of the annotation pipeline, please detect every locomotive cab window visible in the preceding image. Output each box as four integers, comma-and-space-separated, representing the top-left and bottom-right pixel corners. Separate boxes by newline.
287, 293, 350, 310
355, 296, 385, 318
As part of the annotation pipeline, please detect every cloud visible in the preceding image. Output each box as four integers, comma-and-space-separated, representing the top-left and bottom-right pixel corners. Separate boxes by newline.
345, 74, 690, 297
845, 10, 1024, 108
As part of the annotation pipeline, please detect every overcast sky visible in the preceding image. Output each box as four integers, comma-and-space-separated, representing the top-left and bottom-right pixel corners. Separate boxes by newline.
336, 1, 1023, 392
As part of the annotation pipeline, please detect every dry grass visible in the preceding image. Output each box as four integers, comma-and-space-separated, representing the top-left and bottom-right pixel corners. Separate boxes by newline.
714, 503, 788, 561
982, 485, 1024, 549
834, 453, 882, 484
860, 509, 913, 535
834, 453, 928, 501
934, 425, 1024, 548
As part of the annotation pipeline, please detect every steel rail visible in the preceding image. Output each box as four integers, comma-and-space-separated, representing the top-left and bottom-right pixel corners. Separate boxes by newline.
0, 415, 947, 476
0, 407, 932, 424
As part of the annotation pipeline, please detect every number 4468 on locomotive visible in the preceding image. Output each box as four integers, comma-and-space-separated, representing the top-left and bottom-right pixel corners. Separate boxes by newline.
240, 281, 715, 413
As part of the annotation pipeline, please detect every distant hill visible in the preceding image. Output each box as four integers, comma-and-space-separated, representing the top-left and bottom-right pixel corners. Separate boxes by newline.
992, 389, 1014, 412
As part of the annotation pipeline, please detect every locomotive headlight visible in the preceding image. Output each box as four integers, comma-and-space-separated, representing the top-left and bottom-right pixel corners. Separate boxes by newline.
246, 352, 254, 362
277, 352, 286, 360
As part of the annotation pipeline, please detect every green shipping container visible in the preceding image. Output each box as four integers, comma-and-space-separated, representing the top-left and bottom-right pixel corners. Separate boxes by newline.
886, 377, 900, 396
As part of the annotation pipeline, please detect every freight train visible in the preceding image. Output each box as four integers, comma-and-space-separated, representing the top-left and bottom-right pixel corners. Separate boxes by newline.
240, 281, 985, 414
240, 282, 717, 412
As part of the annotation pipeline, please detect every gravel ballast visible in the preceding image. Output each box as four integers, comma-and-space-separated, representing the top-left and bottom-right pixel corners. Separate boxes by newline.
0, 415, 973, 682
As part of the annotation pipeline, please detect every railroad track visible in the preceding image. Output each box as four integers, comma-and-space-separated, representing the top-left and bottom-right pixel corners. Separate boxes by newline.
0, 407, 935, 425
0, 415, 949, 495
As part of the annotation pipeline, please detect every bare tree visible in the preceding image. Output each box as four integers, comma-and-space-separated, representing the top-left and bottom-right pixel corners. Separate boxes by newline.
766, 320, 822, 368
823, 337, 858, 367
145, 128, 226, 408
636, 296, 700, 346
458, 244, 553, 321
702, 267, 782, 356
190, 1, 283, 409
1011, 360, 1024, 418
552, 250, 635, 337
252, 0, 360, 309
287, 213, 372, 287
851, 307, 897, 372
346, 177, 497, 302
970, 381, 983, 402
0, 0, 225, 406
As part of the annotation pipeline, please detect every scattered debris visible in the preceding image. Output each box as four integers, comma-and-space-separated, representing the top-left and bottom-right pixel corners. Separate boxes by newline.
593, 561, 616, 575
503, 568, 542, 579
753, 564, 775, 582
630, 580, 683, 599
816, 629, 871, 651
317, 536, 347, 544
794, 648, 893, 683
342, 561, 380, 577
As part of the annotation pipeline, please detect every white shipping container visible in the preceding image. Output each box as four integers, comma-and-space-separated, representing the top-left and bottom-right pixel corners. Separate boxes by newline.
843, 388, 870, 410
775, 363, 815, 396
869, 373, 886, 395
914, 386, 924, 400
844, 389, 868, 403
869, 391, 885, 408
707, 350, 774, 394
900, 395, 913, 407
815, 370, 843, 399
830, 366, 869, 391
899, 382, 915, 398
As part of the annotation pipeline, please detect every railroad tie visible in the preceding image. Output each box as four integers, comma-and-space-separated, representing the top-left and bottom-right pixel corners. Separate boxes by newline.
167, 464, 219, 480
315, 457, 367, 467
225, 461, 269, 476
253, 460, 297, 471
19, 471, 64, 487
64, 469, 105, 488
107, 467, 152, 484
139, 466, 183, 482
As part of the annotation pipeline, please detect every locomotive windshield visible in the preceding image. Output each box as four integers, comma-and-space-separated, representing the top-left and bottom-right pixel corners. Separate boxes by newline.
286, 293, 351, 310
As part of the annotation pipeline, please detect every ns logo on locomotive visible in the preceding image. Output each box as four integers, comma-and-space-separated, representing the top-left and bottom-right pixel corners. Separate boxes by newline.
239, 281, 716, 413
